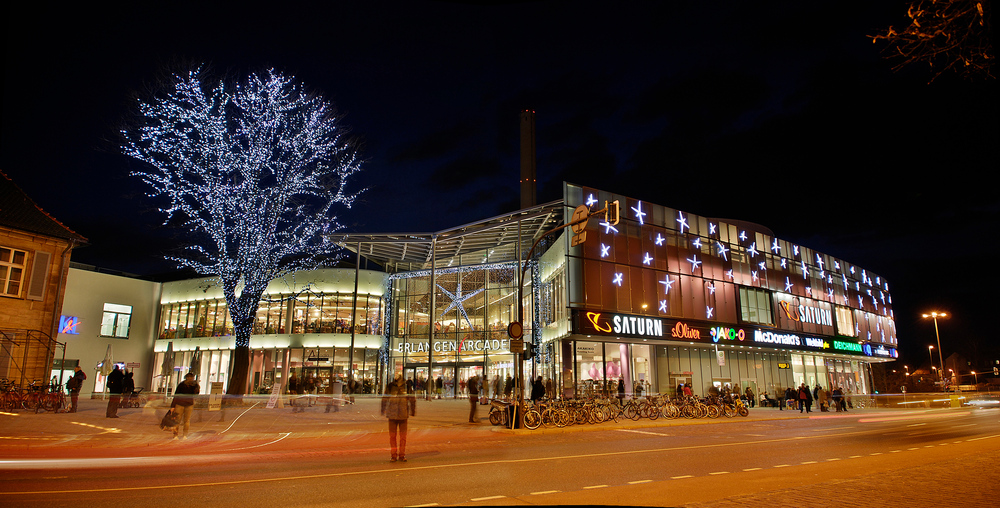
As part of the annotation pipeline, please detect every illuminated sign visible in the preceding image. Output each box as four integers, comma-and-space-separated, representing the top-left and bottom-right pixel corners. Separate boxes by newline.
59, 316, 80, 335
833, 340, 863, 353
671, 321, 702, 340
397, 339, 510, 354
581, 312, 664, 338
779, 301, 833, 327
754, 330, 801, 346
710, 326, 746, 343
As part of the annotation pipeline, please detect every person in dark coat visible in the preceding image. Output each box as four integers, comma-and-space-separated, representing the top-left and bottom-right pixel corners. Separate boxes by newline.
503, 375, 513, 399
171, 373, 200, 439
381, 374, 416, 462
106, 365, 124, 418
67, 366, 86, 413
467, 375, 480, 423
123, 371, 136, 407
530, 375, 546, 401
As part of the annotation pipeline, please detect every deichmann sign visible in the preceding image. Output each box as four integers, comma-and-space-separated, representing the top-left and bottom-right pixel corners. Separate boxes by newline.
396, 339, 510, 354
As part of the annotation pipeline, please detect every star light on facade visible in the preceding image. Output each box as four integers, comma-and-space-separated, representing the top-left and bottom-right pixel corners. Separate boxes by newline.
600, 220, 619, 234
437, 282, 485, 330
716, 241, 729, 260
800, 260, 809, 279
692, 237, 702, 249
632, 201, 646, 225
586, 194, 598, 207
643, 252, 653, 265
659, 276, 675, 293
601, 243, 611, 257
725, 269, 734, 280
613, 272, 624, 286
707, 283, 716, 294
709, 223, 717, 235
781, 258, 788, 269
815, 253, 824, 270
687, 255, 701, 272
771, 238, 781, 254
655, 233, 665, 246
752, 271, 759, 282
659, 300, 668, 312
785, 277, 794, 292
676, 211, 689, 233
747, 242, 759, 257
739, 230, 747, 242
706, 306, 714, 319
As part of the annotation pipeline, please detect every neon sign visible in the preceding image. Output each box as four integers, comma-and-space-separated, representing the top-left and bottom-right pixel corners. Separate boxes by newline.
671, 321, 701, 340
583, 312, 664, 338
710, 326, 746, 343
833, 340, 863, 353
59, 316, 80, 335
778, 301, 833, 327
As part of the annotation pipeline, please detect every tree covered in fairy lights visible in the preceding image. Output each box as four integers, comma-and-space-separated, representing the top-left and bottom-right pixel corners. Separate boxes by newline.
122, 68, 363, 395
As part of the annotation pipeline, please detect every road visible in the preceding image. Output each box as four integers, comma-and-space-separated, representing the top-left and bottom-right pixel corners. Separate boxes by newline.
1, 398, 998, 507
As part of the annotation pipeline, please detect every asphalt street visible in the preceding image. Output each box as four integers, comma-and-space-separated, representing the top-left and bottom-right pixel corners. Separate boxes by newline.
1, 396, 997, 507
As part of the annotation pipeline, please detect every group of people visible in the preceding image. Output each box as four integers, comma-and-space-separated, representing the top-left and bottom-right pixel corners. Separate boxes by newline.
102, 365, 136, 418
781, 384, 851, 413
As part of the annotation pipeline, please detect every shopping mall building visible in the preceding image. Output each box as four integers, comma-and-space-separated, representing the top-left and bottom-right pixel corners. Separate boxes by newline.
120, 182, 898, 399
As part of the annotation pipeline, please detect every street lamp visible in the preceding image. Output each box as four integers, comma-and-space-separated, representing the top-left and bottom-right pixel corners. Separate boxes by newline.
928, 345, 936, 382
922, 312, 947, 384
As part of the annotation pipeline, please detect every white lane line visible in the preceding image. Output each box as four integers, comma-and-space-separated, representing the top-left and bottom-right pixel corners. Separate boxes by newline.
907, 423, 927, 427
967, 434, 1000, 442
584, 485, 608, 489
708, 471, 730, 475
826, 458, 841, 461
743, 467, 763, 471
889, 450, 902, 453
774, 464, 790, 468
471, 496, 505, 502
628, 480, 652, 484
531, 490, 560, 495
848, 455, 862, 458
406, 504, 439, 507
952, 423, 976, 428
618, 429, 670, 437
908, 447, 920, 451
671, 475, 693, 479
870, 452, 883, 456
801, 461, 818, 464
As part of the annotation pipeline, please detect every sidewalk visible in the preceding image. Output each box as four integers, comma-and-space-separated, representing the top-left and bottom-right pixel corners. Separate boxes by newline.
0, 395, 937, 449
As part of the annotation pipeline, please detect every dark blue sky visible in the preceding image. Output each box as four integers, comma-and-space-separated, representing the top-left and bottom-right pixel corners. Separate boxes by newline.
2, 1, 996, 368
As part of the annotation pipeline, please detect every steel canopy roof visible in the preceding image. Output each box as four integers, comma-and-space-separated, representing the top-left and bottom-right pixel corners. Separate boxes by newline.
328, 200, 565, 271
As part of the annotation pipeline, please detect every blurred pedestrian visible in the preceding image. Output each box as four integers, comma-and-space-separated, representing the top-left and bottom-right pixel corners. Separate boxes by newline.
123, 371, 136, 407
503, 375, 513, 399
288, 372, 303, 413
530, 375, 545, 401
106, 365, 124, 418
744, 386, 755, 408
467, 374, 480, 423
67, 366, 86, 413
171, 373, 199, 439
381, 374, 416, 462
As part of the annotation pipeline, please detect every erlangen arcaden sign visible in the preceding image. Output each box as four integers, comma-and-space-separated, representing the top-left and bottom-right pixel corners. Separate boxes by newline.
574, 311, 892, 357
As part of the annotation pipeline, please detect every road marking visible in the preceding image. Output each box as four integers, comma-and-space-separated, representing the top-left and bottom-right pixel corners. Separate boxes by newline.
219, 401, 262, 434
628, 480, 652, 484
530, 491, 560, 495
583, 485, 608, 489
907, 423, 927, 427
801, 461, 817, 464
968, 435, 1000, 442
471, 496, 505, 501
774, 464, 790, 468
743, 467, 762, 471
848, 455, 862, 458
618, 429, 669, 437
952, 423, 976, 428
226, 433, 291, 451
406, 504, 439, 507
708, 471, 729, 475
826, 458, 841, 461
671, 475, 693, 479
889, 450, 901, 453
908, 448, 920, 451
870, 452, 882, 456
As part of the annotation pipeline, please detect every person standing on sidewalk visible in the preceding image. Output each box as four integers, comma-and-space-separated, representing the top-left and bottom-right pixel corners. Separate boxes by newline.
105, 365, 124, 418
467, 374, 480, 423
171, 373, 200, 440
381, 374, 416, 462
67, 366, 86, 413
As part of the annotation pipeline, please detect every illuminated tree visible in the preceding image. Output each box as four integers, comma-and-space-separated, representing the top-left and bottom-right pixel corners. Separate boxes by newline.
122, 68, 363, 395
870, 0, 993, 82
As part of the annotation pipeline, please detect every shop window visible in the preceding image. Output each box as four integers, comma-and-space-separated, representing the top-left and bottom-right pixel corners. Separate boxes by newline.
834, 305, 856, 337
0, 246, 27, 297
738, 286, 773, 325
100, 303, 133, 338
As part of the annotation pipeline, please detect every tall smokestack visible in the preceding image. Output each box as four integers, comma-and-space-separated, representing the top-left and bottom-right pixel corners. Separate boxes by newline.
520, 110, 537, 209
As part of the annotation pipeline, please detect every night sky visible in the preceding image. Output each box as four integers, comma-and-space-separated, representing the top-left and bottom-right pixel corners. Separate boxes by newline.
2, 2, 997, 371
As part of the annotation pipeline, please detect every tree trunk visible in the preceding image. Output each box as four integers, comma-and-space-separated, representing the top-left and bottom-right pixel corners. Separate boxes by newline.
227, 345, 251, 396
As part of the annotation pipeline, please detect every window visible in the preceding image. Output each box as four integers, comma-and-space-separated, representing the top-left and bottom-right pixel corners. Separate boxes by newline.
834, 305, 856, 337
0, 246, 27, 297
738, 286, 773, 325
101, 303, 133, 338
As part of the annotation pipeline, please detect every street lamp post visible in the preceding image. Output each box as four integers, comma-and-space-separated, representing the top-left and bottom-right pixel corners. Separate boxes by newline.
928, 345, 936, 383
922, 312, 947, 384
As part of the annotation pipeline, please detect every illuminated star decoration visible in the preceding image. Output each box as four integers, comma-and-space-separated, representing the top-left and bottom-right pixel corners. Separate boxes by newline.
827, 288, 835, 300
600, 243, 611, 257
752, 270, 759, 282
706, 306, 714, 319
815, 253, 824, 270
612, 272, 624, 286
643, 252, 653, 265
586, 194, 598, 207
793, 245, 799, 257
659, 300, 668, 312
785, 277, 794, 292
716, 241, 729, 260
659, 275, 675, 293
654, 233, 665, 246
739, 230, 747, 242
725, 269, 734, 280
600, 220, 619, 234
437, 282, 485, 330
800, 259, 809, 279
692, 237, 702, 249
758, 261, 766, 271
676, 211, 689, 233
631, 201, 646, 225
781, 258, 788, 269
747, 242, 759, 258
709, 223, 717, 235
687, 255, 701, 272
771, 238, 781, 254
707, 283, 716, 294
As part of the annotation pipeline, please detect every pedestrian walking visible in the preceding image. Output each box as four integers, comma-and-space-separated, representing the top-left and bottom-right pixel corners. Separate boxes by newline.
288, 372, 303, 413
745, 386, 755, 408
171, 372, 199, 439
106, 365, 124, 418
381, 374, 416, 462
123, 371, 136, 407
503, 374, 513, 399
817, 385, 828, 412
66, 366, 86, 413
530, 375, 545, 401
467, 374, 480, 423
436, 375, 443, 399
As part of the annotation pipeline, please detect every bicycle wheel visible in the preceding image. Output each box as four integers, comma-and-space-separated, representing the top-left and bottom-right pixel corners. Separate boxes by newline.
21, 392, 40, 411
706, 404, 721, 418
489, 407, 503, 426
738, 406, 749, 417
554, 409, 571, 427
523, 409, 542, 430
39, 394, 58, 413
646, 403, 660, 420
541, 408, 557, 428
